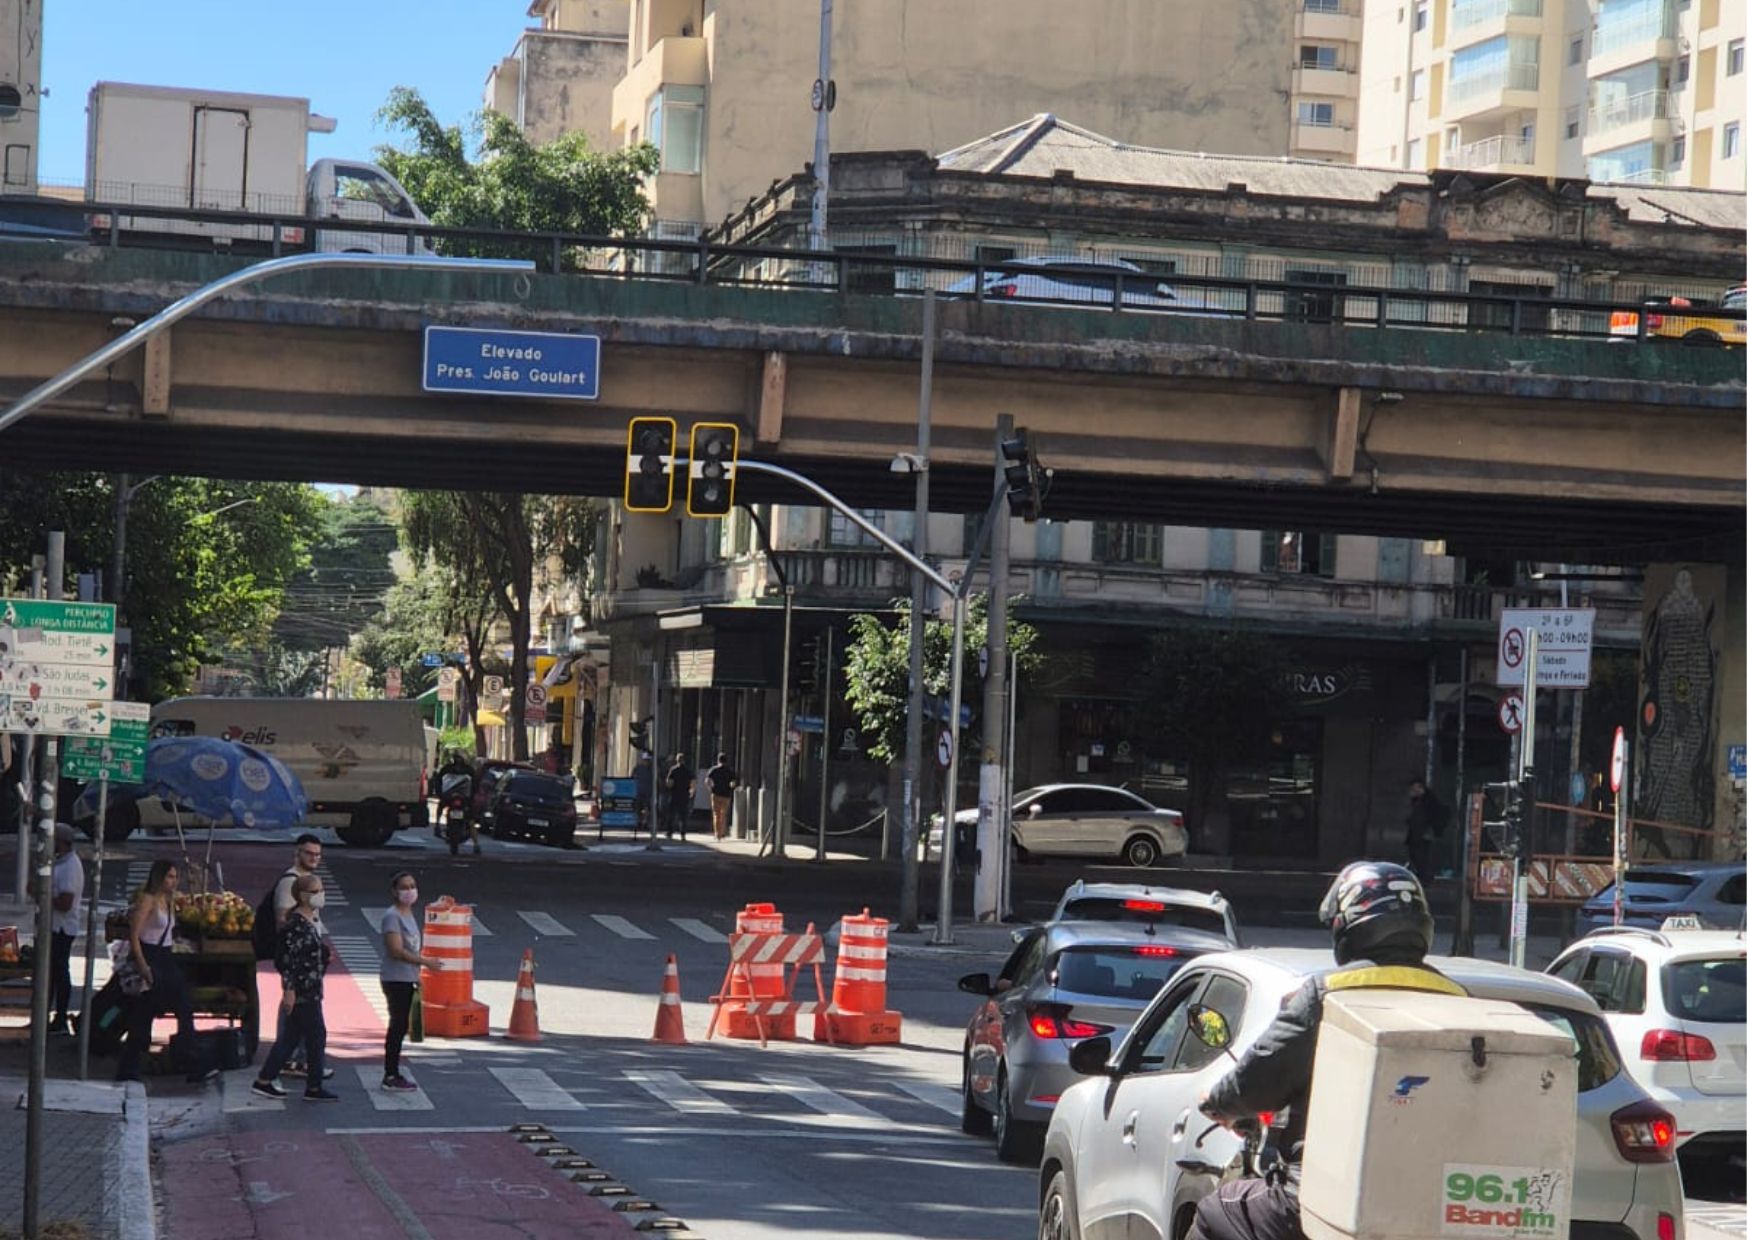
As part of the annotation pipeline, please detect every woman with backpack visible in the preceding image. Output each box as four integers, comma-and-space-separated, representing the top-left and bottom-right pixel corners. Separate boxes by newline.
378, 871, 437, 1092
115, 860, 218, 1084
251, 873, 338, 1101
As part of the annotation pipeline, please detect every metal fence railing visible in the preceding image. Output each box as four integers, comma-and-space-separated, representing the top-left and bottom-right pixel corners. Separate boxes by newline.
3, 194, 1743, 348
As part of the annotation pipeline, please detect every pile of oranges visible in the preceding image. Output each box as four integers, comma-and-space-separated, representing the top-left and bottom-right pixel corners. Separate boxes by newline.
174, 892, 255, 940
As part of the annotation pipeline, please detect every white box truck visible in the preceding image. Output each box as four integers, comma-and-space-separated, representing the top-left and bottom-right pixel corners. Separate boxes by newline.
84, 82, 433, 254
127, 696, 431, 847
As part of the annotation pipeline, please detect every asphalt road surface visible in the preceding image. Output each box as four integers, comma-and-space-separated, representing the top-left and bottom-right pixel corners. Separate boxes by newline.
85, 827, 1743, 1240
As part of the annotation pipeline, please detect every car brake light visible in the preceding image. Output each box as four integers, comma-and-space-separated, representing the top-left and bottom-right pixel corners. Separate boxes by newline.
1132, 945, 1178, 957
1257, 1111, 1275, 1127
1657, 1213, 1676, 1240
1645, 312, 1664, 330
1641, 1029, 1716, 1062
1027, 1005, 1114, 1040
1123, 899, 1166, 912
1610, 1100, 1677, 1163
1609, 311, 1638, 330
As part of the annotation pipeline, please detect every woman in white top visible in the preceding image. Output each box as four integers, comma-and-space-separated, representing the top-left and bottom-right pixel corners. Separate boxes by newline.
116, 860, 215, 1084
378, 871, 436, 1091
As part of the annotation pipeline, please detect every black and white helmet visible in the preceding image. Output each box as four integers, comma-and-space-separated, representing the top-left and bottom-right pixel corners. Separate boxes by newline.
1318, 860, 1434, 965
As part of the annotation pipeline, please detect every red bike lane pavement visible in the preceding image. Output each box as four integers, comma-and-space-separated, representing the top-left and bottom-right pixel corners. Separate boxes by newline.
157, 846, 639, 1237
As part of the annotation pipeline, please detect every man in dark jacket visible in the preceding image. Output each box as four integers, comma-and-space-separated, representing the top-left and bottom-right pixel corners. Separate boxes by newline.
663, 753, 695, 840
1405, 778, 1448, 879
1189, 860, 1463, 1240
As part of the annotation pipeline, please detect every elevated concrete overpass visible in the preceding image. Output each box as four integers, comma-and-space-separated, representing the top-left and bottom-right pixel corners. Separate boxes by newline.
0, 242, 1740, 560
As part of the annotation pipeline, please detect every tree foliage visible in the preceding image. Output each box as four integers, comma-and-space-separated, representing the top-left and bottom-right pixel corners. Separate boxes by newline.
842, 596, 1041, 766
0, 472, 323, 700
400, 492, 593, 759
274, 497, 399, 653
1133, 628, 1293, 841
373, 86, 659, 262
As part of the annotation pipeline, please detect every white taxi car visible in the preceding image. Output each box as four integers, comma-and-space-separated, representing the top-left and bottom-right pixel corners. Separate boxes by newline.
1548, 921, 1746, 1178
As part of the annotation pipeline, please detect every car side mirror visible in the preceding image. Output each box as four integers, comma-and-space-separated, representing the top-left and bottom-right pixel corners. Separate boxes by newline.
1188, 1003, 1233, 1052
958, 972, 994, 996
1068, 1035, 1115, 1077
1028, 803, 1043, 816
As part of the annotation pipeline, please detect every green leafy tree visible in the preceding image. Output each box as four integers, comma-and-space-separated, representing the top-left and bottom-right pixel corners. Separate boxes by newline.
842, 595, 1041, 766
0, 472, 322, 700
401, 493, 593, 760
1133, 628, 1293, 847
274, 497, 399, 653
373, 86, 659, 265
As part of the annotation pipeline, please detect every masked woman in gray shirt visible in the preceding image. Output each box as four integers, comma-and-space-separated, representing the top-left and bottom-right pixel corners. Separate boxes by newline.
378, 871, 437, 1091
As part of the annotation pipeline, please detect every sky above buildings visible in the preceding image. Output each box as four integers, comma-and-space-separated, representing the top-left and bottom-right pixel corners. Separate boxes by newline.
36, 1, 515, 185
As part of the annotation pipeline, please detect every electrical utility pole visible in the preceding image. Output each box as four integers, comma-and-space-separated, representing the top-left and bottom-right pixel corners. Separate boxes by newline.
808, 0, 835, 253
899, 292, 935, 931
975, 414, 1014, 922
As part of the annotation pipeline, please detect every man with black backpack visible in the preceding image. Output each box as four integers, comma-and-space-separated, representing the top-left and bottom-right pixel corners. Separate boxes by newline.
254, 834, 333, 1081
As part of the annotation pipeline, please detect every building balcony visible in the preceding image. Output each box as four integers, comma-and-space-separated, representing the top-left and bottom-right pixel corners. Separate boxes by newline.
1447, 133, 1538, 170
1588, 11, 1678, 78
1293, 64, 1360, 98
1298, 1, 1362, 45
1443, 63, 1542, 122
1291, 119, 1356, 155
1584, 90, 1673, 155
1445, 0, 1545, 51
609, 35, 707, 138
1610, 166, 1670, 184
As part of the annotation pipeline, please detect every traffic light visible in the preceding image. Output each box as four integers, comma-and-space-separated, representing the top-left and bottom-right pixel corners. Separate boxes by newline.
628, 716, 652, 754
687, 422, 740, 518
1002, 428, 1044, 522
624, 417, 677, 513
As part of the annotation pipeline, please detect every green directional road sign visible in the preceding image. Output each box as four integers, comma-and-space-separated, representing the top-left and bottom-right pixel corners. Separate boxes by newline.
63, 701, 149, 782
0, 598, 116, 737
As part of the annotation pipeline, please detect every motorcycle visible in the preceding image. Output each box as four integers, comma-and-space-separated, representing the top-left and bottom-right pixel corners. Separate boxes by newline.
439, 773, 473, 856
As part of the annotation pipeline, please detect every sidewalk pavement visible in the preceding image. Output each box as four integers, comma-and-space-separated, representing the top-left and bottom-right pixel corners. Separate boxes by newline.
0, 1075, 152, 1240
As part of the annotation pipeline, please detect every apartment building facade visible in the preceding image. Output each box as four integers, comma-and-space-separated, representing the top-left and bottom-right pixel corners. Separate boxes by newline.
1356, 0, 1746, 189
1294, 0, 1366, 161
485, 0, 628, 153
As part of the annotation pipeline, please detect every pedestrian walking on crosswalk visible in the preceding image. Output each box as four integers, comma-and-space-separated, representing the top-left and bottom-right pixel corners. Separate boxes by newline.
378, 871, 437, 1092
253, 874, 339, 1101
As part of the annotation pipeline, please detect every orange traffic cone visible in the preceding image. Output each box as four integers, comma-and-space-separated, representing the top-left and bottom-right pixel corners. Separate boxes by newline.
506, 948, 540, 1043
651, 954, 688, 1045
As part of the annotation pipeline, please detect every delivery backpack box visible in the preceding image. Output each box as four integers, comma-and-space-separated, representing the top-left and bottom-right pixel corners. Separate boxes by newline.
1298, 989, 1577, 1240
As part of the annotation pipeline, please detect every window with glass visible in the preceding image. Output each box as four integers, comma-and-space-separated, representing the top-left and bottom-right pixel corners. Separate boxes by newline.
1303, 0, 1343, 12
1262, 531, 1338, 576
1565, 106, 1581, 138
835, 244, 898, 296
1092, 522, 1164, 566
1727, 123, 1742, 159
1414, 1, 1428, 31
1592, 0, 1678, 60
1730, 39, 1745, 76
828, 508, 884, 548
1410, 69, 1426, 99
1587, 140, 1661, 182
1449, 35, 1540, 99
645, 84, 704, 174
1569, 35, 1584, 64
1301, 44, 1341, 69
1297, 101, 1335, 127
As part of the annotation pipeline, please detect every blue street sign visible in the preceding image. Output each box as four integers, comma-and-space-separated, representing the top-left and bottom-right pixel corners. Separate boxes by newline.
600, 810, 640, 827
422, 327, 601, 400
1730, 744, 1746, 781
600, 777, 640, 800
420, 653, 445, 668
924, 696, 973, 727
793, 715, 826, 734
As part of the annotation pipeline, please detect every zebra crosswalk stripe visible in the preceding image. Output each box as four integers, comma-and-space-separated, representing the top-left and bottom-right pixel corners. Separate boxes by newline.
516, 911, 573, 937
489, 1067, 585, 1110
623, 1068, 735, 1115
892, 1080, 961, 1117
759, 1073, 885, 1125
355, 1065, 434, 1111
670, 917, 727, 943
591, 914, 654, 941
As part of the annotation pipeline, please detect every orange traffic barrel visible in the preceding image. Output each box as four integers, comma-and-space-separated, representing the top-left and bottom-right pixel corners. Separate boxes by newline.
816, 909, 902, 1045
721, 902, 796, 1041
421, 895, 476, 1007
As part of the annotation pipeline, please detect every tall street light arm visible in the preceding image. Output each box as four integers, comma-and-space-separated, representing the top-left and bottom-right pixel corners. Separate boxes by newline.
0, 252, 535, 435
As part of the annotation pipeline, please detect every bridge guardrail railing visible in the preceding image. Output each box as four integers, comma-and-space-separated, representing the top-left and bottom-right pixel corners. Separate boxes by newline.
3, 192, 1743, 347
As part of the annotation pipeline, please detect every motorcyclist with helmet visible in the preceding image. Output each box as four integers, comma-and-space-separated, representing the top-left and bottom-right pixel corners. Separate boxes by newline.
1188, 860, 1465, 1240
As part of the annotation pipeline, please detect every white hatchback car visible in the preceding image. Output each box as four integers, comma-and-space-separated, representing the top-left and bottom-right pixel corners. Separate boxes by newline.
1547, 925, 1746, 1175
1038, 949, 1685, 1240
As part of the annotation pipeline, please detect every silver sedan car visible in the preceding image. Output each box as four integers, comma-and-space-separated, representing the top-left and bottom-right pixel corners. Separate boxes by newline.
959, 920, 1229, 1164
932, 783, 1189, 868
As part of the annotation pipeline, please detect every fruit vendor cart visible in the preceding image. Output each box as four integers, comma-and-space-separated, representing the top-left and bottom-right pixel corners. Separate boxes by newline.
106, 890, 261, 1060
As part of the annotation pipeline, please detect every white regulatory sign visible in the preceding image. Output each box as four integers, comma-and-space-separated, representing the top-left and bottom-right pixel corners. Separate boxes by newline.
1497, 608, 1594, 689
937, 728, 954, 768
1497, 693, 1525, 735
1610, 727, 1626, 793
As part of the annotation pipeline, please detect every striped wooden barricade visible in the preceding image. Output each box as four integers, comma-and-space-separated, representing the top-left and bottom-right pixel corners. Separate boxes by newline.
706, 923, 832, 1047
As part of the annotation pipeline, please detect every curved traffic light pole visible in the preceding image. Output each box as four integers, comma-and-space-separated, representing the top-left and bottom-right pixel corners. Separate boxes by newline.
0, 252, 536, 435
735, 459, 970, 945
